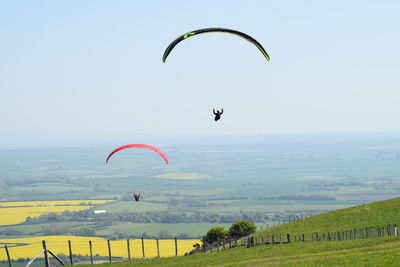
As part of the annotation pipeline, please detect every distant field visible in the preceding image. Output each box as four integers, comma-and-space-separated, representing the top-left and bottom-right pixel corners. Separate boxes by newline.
101, 201, 168, 213
198, 203, 356, 213
0, 222, 96, 238
95, 222, 273, 237
0, 236, 199, 260
151, 173, 211, 180
0, 200, 113, 226
0, 221, 274, 239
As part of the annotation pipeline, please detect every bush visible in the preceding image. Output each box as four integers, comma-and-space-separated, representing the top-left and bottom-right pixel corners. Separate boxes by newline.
228, 220, 256, 239
205, 226, 228, 243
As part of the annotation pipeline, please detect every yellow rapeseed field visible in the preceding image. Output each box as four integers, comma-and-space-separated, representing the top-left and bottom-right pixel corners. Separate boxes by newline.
0, 236, 200, 260
0, 200, 113, 226
0, 200, 112, 207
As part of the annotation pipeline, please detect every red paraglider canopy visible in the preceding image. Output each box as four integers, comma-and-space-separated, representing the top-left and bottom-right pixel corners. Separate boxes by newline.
106, 144, 168, 165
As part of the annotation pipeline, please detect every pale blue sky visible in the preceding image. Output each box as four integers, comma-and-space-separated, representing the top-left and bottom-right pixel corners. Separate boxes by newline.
1, 1, 399, 148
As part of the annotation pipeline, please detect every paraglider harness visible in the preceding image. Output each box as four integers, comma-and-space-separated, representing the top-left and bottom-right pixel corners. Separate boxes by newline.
133, 194, 141, 202
213, 108, 223, 121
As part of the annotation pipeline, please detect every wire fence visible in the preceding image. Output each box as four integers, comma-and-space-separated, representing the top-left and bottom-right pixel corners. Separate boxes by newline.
202, 223, 399, 252
0, 237, 200, 266
2, 223, 398, 265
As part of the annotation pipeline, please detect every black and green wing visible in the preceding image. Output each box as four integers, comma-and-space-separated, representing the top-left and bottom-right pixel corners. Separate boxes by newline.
162, 28, 270, 63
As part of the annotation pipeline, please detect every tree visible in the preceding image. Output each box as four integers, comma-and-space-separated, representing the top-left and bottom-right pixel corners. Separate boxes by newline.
228, 220, 256, 239
205, 226, 228, 243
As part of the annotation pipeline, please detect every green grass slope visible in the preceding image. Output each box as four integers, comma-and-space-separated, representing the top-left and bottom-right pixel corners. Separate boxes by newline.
260, 197, 400, 236
77, 198, 400, 267
81, 237, 400, 267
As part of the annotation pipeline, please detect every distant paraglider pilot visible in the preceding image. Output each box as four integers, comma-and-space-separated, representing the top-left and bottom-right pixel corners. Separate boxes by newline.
213, 108, 223, 121
133, 194, 141, 202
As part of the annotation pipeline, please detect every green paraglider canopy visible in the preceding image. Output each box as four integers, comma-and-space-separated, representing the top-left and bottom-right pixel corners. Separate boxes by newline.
162, 27, 270, 63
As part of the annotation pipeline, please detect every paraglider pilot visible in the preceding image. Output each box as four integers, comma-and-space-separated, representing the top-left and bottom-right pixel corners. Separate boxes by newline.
133, 194, 141, 202
213, 108, 223, 121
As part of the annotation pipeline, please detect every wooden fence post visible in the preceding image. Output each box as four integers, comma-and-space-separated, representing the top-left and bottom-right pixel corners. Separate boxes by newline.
156, 239, 160, 257
89, 240, 93, 264
175, 237, 178, 256
42, 240, 50, 267
141, 236, 145, 258
68, 240, 74, 265
107, 240, 112, 263
203, 236, 207, 252
127, 239, 131, 260
5, 245, 12, 267
287, 234, 290, 243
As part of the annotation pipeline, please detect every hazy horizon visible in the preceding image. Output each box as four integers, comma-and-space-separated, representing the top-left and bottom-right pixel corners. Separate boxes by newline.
2, 131, 400, 150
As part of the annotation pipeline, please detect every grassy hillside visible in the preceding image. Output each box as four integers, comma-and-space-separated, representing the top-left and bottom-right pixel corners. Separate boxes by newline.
80, 237, 400, 267
77, 197, 400, 266
259, 197, 400, 236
